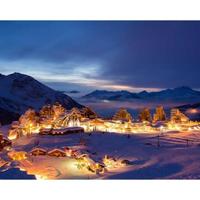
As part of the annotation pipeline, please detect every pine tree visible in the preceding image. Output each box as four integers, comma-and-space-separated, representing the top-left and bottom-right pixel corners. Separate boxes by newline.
67, 107, 82, 126
19, 108, 39, 134
153, 106, 166, 122
80, 107, 98, 119
39, 104, 54, 119
113, 108, 133, 122
138, 108, 152, 122
52, 102, 66, 119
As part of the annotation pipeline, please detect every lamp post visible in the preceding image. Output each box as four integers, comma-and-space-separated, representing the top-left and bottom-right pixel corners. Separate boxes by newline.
157, 126, 163, 148
157, 134, 160, 148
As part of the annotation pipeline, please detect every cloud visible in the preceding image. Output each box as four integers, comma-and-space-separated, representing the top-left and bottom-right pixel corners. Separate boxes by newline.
0, 21, 200, 91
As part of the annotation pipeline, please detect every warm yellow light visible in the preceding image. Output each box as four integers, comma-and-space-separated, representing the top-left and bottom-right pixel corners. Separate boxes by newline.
187, 108, 199, 114
103, 155, 125, 169
8, 151, 27, 161
35, 175, 48, 180
8, 134, 17, 140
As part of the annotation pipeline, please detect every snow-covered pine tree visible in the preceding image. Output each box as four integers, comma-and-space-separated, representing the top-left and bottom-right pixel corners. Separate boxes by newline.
153, 106, 166, 122
19, 108, 39, 134
138, 108, 152, 122
80, 107, 98, 119
113, 108, 133, 122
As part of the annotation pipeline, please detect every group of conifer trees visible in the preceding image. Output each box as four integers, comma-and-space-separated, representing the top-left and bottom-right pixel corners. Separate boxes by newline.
113, 106, 167, 122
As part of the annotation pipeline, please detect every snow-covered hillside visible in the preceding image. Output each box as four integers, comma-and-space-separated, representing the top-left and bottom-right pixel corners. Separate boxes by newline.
1, 129, 200, 179
0, 73, 83, 124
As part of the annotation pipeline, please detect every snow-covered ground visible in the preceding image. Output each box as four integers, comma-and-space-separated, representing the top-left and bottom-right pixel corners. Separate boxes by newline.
1, 126, 200, 179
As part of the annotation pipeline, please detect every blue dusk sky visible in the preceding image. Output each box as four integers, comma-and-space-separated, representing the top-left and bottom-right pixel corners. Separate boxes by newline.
0, 21, 200, 94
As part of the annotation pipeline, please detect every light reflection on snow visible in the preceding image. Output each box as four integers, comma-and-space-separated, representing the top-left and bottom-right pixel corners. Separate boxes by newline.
2, 127, 200, 179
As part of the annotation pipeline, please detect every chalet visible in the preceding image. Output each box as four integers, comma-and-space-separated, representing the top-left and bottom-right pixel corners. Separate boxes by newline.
39, 128, 52, 135
30, 148, 47, 156
48, 148, 66, 157
51, 127, 84, 135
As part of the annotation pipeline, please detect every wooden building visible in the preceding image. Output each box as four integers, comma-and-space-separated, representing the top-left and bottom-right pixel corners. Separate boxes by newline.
30, 148, 47, 156
51, 127, 84, 135
48, 149, 66, 157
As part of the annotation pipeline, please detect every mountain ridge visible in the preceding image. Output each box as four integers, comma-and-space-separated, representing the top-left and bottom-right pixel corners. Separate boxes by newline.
0, 72, 83, 124
82, 87, 200, 101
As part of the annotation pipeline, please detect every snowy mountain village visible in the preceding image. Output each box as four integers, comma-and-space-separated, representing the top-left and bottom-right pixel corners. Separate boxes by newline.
0, 102, 200, 179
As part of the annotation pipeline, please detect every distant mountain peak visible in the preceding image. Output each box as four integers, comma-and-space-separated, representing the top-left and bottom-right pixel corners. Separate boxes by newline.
9, 72, 24, 76
5, 73, 36, 86
139, 90, 148, 94
7, 72, 30, 78
173, 86, 193, 91
82, 86, 200, 102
